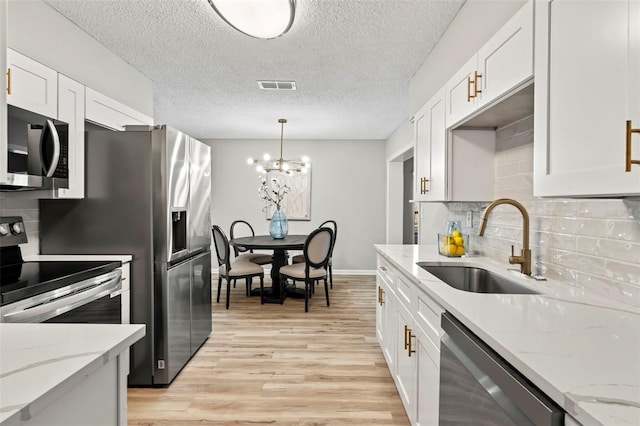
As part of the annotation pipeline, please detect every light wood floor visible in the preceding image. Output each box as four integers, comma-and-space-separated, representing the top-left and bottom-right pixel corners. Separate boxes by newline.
127, 275, 409, 425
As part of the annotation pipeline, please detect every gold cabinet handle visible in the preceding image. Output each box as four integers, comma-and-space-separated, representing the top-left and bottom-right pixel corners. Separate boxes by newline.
404, 324, 410, 350
377, 287, 385, 305
467, 75, 473, 102
626, 120, 640, 172
419, 177, 430, 194
380, 265, 387, 272
6, 68, 11, 95
474, 71, 482, 96
407, 329, 416, 357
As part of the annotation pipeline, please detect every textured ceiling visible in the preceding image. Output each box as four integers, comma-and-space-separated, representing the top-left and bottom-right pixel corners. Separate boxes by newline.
44, 0, 465, 140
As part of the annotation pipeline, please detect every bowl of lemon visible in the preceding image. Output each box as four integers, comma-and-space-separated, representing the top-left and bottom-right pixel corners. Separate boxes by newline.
438, 230, 468, 257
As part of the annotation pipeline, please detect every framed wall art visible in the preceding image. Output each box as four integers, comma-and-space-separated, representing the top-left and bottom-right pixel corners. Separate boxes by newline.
265, 170, 311, 221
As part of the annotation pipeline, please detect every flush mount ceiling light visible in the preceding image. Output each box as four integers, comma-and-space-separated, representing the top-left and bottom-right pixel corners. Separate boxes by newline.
208, 0, 296, 40
247, 119, 310, 175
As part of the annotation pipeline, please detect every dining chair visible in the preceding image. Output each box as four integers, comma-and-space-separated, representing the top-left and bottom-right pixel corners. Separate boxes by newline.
279, 227, 333, 312
229, 220, 273, 265
212, 225, 264, 309
292, 220, 337, 288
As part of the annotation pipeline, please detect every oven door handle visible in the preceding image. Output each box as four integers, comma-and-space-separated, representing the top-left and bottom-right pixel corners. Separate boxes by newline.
2, 270, 122, 323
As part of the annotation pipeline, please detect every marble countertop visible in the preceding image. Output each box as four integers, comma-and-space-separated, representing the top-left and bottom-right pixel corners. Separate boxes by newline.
0, 323, 145, 425
376, 244, 640, 426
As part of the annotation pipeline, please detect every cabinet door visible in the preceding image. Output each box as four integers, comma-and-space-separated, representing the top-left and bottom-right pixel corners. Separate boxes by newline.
534, 0, 640, 196
414, 89, 447, 202
395, 302, 416, 423
6, 48, 57, 118
477, 0, 533, 108
414, 324, 440, 426
85, 87, 153, 131
56, 74, 85, 199
444, 55, 478, 128
190, 251, 211, 353
376, 272, 397, 374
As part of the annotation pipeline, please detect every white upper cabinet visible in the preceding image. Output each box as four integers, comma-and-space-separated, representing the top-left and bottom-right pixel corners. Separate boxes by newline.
85, 87, 153, 131
56, 74, 85, 199
6, 48, 58, 118
414, 89, 447, 202
444, 55, 479, 128
413, 89, 495, 202
533, 0, 640, 197
445, 0, 533, 128
476, 0, 533, 109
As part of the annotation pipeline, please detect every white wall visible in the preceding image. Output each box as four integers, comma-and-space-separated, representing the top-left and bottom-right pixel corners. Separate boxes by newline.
205, 138, 386, 272
6, 0, 153, 117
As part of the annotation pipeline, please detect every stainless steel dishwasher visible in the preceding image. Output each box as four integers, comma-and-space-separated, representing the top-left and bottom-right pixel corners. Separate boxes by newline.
439, 312, 564, 426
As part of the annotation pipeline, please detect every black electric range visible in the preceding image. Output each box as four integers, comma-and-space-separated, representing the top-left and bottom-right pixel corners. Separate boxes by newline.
0, 216, 122, 307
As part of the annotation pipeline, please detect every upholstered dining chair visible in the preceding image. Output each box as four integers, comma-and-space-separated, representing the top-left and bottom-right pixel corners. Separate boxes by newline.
279, 227, 333, 312
229, 220, 273, 265
293, 220, 337, 288
212, 225, 264, 309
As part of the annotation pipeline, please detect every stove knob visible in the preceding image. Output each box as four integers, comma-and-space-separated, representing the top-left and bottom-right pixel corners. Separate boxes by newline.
10, 222, 23, 234
0, 223, 9, 236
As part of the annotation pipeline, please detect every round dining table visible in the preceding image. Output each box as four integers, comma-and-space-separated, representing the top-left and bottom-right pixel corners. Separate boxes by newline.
230, 234, 307, 304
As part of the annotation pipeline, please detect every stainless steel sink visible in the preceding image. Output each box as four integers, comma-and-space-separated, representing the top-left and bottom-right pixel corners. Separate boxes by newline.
418, 264, 539, 295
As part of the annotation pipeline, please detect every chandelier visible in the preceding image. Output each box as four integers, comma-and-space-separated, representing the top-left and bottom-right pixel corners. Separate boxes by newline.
247, 119, 310, 175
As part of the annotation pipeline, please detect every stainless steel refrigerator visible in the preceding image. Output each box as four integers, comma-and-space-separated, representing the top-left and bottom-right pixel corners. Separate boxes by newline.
39, 125, 212, 386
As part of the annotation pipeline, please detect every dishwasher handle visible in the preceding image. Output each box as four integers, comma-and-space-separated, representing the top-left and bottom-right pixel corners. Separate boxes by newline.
2, 270, 122, 323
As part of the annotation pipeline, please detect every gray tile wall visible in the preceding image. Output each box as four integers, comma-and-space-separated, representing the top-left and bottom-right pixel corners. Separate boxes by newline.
0, 199, 40, 256
447, 115, 640, 308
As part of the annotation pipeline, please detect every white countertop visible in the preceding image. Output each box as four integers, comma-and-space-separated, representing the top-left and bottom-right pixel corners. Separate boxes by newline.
376, 244, 640, 426
0, 323, 145, 425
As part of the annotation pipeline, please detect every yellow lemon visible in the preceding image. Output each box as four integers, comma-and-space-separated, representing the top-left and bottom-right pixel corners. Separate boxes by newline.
456, 246, 466, 255
453, 236, 464, 246
451, 230, 462, 238
447, 244, 457, 255
442, 235, 451, 244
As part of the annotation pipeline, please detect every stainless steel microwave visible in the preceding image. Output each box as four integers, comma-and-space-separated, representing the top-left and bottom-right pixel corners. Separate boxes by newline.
2, 105, 69, 191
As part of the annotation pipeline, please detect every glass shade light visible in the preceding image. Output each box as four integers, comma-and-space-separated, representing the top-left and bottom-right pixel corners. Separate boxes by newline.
208, 0, 296, 40
247, 119, 310, 175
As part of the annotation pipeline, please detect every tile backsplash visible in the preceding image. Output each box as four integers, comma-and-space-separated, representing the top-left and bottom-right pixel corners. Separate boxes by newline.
447, 115, 640, 308
0, 199, 40, 256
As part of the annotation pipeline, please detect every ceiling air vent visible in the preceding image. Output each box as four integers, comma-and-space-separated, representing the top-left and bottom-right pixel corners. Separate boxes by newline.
257, 81, 297, 90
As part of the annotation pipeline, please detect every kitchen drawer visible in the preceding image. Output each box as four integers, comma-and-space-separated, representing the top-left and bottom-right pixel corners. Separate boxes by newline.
377, 255, 396, 291
415, 286, 445, 346
395, 272, 415, 312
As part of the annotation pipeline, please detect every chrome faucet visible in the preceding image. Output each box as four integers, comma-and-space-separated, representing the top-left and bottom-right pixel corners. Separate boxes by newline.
478, 198, 532, 276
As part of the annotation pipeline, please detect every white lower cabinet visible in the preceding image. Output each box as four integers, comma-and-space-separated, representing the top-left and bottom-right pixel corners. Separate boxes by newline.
414, 323, 440, 426
395, 300, 416, 420
377, 258, 397, 375
376, 254, 444, 426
